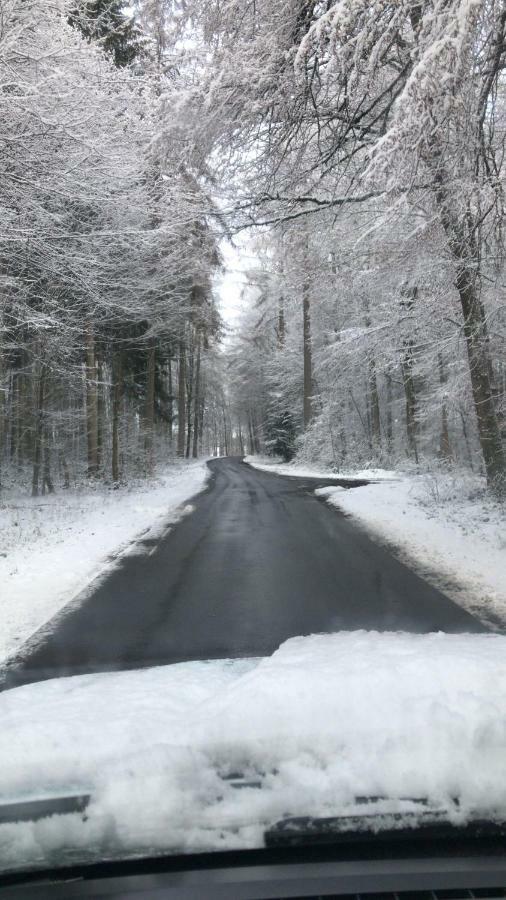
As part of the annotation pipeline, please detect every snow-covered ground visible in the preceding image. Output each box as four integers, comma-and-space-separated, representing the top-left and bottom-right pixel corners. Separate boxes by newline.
0, 461, 210, 664
2, 630, 506, 873
245, 456, 506, 630
244, 454, 397, 481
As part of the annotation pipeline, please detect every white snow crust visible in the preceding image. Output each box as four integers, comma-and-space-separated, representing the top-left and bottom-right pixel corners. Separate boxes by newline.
2, 631, 506, 872
244, 454, 397, 481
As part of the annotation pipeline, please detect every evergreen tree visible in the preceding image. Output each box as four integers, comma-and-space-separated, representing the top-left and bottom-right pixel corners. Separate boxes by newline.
265, 403, 296, 462
69, 1, 142, 68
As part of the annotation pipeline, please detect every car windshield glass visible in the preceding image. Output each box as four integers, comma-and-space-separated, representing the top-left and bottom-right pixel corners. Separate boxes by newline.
1, 0, 506, 884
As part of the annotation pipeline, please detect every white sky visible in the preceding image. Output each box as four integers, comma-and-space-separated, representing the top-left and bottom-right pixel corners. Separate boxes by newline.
214, 237, 257, 342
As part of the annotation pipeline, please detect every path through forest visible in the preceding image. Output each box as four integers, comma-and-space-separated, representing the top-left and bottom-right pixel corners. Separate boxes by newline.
2, 458, 486, 690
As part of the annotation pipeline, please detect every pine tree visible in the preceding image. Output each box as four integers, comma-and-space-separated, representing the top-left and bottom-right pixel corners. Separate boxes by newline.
69, 1, 142, 68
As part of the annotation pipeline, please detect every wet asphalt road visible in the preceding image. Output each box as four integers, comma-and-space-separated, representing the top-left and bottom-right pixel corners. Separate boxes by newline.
3, 457, 485, 688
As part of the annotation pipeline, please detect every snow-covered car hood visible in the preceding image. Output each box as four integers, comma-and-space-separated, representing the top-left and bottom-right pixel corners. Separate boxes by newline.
2, 630, 506, 874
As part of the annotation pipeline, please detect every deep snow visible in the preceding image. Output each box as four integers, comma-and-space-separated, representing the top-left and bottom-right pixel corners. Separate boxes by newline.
2, 631, 506, 873
245, 456, 506, 629
0, 461, 210, 664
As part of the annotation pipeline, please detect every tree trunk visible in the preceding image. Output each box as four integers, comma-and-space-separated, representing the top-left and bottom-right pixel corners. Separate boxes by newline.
167, 354, 173, 448
402, 340, 418, 464
438, 353, 452, 461
237, 424, 245, 456
59, 449, 70, 489
400, 287, 418, 463
42, 428, 55, 495
247, 414, 255, 456
192, 332, 201, 458
422, 125, 506, 490
457, 267, 505, 488
222, 403, 229, 455
368, 354, 381, 447
177, 341, 186, 458
198, 381, 205, 447
363, 299, 381, 449
10, 371, 20, 465
385, 368, 394, 456
85, 321, 99, 477
460, 406, 475, 471
96, 360, 104, 474
303, 277, 313, 430
31, 365, 46, 498
144, 344, 156, 475
112, 350, 123, 484
185, 333, 194, 459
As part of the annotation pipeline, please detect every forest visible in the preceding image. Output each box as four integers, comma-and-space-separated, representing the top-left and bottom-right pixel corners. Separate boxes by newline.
1, 0, 506, 496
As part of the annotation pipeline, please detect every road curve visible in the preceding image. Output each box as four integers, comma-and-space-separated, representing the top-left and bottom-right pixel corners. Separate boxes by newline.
3, 457, 486, 688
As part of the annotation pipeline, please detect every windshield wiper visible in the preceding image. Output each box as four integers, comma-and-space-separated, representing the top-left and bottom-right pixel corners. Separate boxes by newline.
0, 793, 90, 825
265, 813, 506, 849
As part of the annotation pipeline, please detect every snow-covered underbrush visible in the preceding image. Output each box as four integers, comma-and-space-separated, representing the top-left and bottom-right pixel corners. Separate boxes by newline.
0, 461, 210, 664
2, 631, 506, 871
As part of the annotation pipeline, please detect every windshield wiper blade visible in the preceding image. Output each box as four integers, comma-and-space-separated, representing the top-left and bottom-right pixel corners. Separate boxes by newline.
0, 793, 90, 825
265, 814, 506, 849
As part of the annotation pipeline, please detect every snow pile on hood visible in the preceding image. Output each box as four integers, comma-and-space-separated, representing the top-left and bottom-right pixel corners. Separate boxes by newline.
2, 631, 506, 873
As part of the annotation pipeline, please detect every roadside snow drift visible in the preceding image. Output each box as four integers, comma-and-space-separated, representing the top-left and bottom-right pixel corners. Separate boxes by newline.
244, 454, 396, 482
2, 631, 506, 873
0, 461, 210, 664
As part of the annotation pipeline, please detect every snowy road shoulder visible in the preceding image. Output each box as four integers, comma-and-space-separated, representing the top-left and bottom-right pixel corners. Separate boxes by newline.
0, 461, 210, 665
317, 474, 506, 630
243, 454, 397, 482
245, 454, 506, 630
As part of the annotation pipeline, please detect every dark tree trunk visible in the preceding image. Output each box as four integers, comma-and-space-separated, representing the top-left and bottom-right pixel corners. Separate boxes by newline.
85, 321, 99, 477
59, 449, 70, 489
42, 428, 55, 495
177, 341, 186, 458
424, 127, 505, 490
303, 278, 312, 430
185, 333, 194, 459
438, 354, 452, 461
96, 360, 104, 473
192, 332, 201, 459
144, 344, 156, 475
385, 368, 393, 456
457, 266, 505, 488
112, 350, 123, 484
402, 340, 418, 464
167, 354, 173, 448
31, 365, 46, 498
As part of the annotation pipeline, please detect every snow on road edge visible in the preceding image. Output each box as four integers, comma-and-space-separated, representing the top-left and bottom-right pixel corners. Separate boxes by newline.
245, 454, 506, 630
243, 454, 397, 481
0, 461, 210, 664
318, 478, 506, 629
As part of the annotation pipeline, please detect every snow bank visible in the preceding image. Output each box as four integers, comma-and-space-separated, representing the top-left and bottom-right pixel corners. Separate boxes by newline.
0, 461, 210, 664
318, 475, 506, 629
2, 631, 506, 873
244, 454, 397, 481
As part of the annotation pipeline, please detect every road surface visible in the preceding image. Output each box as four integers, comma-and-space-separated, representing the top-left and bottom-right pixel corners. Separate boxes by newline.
3, 457, 485, 688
